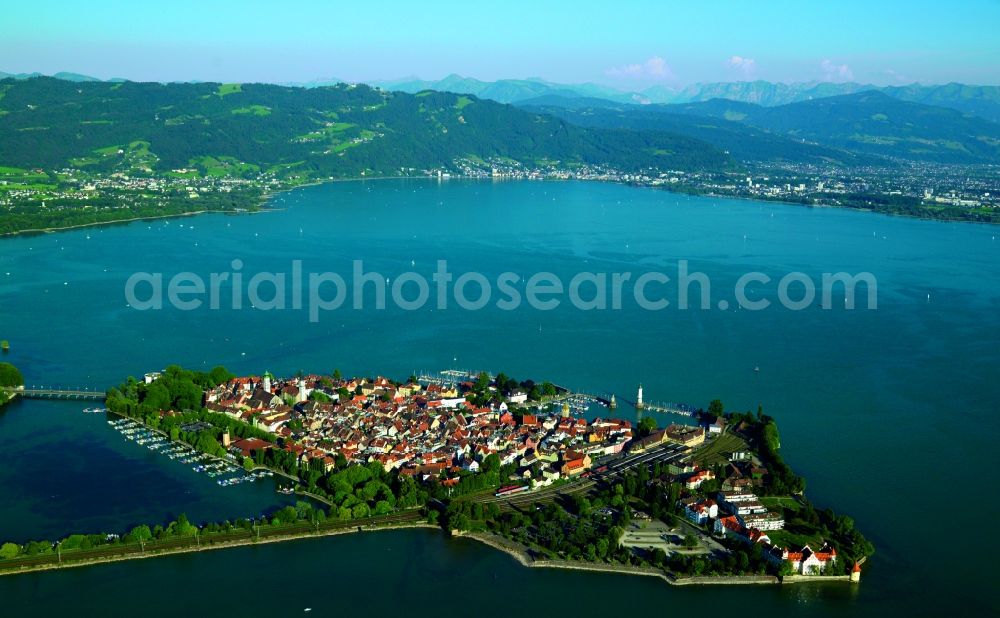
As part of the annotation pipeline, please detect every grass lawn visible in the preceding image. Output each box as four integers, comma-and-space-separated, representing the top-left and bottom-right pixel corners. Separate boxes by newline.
190, 155, 259, 178
1, 182, 57, 191
0, 165, 46, 178
766, 528, 826, 550
331, 141, 359, 153
127, 140, 152, 155
231, 104, 271, 116
165, 169, 200, 179
216, 83, 242, 97
295, 122, 356, 142
267, 161, 306, 175
761, 496, 802, 513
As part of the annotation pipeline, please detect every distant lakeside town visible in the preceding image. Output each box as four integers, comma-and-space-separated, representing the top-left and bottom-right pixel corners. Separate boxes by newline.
0, 364, 872, 584
2, 155, 999, 236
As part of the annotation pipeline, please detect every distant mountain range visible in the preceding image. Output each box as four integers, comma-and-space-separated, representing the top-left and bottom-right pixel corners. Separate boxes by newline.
381, 76, 1000, 125
661, 81, 1000, 124
0, 71, 126, 83
523, 90, 1000, 165
6, 70, 1000, 123
661, 91, 1000, 163
372, 74, 651, 106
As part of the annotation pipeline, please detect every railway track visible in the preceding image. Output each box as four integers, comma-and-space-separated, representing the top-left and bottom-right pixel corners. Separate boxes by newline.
473, 443, 690, 511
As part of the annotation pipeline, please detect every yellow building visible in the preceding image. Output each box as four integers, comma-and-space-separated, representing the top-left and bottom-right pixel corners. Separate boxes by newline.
665, 424, 705, 447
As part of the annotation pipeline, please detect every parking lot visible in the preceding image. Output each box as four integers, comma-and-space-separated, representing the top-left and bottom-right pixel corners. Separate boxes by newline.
619, 517, 709, 557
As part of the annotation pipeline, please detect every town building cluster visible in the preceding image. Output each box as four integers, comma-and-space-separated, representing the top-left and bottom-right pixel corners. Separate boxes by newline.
193, 371, 854, 577
671, 448, 852, 576
203, 372, 634, 488
0, 166, 278, 210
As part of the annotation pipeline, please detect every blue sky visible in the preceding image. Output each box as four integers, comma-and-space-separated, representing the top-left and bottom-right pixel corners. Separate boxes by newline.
3, 0, 999, 87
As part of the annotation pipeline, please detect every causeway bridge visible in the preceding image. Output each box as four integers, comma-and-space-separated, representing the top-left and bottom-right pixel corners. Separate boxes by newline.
2, 387, 106, 401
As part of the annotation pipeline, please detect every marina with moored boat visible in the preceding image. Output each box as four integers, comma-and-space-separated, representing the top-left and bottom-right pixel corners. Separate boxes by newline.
106, 417, 273, 487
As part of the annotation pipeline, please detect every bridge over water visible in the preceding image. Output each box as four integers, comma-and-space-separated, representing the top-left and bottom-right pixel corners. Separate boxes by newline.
2, 387, 106, 401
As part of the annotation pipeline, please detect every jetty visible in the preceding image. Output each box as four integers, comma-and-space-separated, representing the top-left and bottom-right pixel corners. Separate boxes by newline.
639, 401, 697, 416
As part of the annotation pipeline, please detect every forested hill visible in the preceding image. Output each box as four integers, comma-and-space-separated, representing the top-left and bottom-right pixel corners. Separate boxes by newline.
523, 90, 1000, 165
520, 99, 870, 166
0, 77, 729, 177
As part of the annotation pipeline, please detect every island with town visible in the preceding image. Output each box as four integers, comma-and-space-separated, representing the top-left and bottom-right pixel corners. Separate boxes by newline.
0, 365, 873, 584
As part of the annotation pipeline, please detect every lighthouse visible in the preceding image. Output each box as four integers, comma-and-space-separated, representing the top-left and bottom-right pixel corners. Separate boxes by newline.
850, 561, 862, 583
636, 384, 644, 410
609, 394, 617, 409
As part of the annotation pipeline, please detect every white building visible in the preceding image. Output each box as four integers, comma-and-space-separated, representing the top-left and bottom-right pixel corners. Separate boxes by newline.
739, 512, 786, 531
718, 490, 757, 504
731, 501, 767, 516
768, 543, 838, 575
684, 499, 718, 525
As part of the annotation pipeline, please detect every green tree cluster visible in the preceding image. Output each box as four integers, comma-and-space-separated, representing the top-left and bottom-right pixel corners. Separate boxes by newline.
0, 362, 24, 388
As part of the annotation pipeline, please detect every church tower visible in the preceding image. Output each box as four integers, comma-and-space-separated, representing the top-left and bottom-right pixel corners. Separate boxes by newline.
297, 377, 308, 403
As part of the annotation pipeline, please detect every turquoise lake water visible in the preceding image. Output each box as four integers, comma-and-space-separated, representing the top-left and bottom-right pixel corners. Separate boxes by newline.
1, 179, 998, 615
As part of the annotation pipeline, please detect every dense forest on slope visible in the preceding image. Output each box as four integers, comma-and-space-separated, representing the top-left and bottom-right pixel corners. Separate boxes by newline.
520, 99, 869, 165
0, 77, 729, 177
522, 90, 1000, 165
